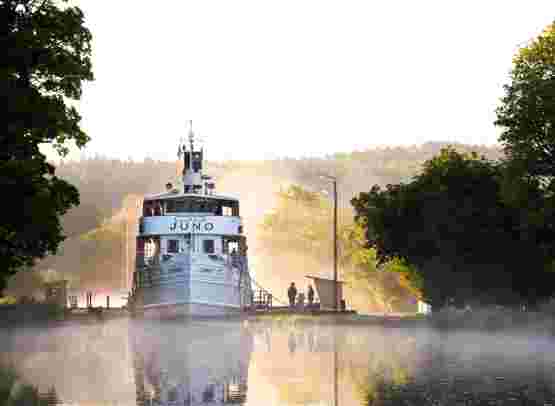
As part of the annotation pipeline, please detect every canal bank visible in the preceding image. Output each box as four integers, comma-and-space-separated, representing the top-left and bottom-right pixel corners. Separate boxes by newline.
253, 309, 555, 334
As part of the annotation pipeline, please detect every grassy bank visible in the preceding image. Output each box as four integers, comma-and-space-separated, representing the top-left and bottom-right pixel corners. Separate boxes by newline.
250, 303, 555, 335
0, 304, 66, 326
0, 365, 58, 405
428, 304, 555, 335
249, 312, 429, 327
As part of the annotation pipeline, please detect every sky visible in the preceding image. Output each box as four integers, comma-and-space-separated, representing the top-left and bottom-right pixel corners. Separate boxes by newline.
44, 0, 555, 162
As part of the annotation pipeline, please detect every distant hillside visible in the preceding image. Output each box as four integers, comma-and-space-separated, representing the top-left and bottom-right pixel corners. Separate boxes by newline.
7, 142, 503, 297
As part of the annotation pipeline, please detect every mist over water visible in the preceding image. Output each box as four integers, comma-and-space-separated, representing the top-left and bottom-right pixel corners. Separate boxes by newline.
2, 318, 555, 405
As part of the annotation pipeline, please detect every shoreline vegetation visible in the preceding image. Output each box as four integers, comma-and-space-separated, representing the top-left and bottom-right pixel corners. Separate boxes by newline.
249, 301, 555, 335
0, 364, 58, 406
1, 300, 554, 336
0, 304, 122, 327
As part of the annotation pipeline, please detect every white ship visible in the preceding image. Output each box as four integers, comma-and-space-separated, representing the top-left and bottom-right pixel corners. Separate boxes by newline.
131, 122, 253, 318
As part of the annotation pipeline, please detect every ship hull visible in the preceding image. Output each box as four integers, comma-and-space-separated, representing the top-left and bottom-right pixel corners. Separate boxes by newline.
132, 253, 252, 320
138, 302, 243, 320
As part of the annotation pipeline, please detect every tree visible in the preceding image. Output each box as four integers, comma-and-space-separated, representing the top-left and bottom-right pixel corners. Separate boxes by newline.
496, 20, 555, 273
352, 147, 555, 309
259, 184, 419, 312
1, 0, 93, 293
496, 20, 555, 187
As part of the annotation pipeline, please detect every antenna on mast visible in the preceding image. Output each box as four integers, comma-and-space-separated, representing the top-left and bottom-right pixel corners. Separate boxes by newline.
188, 120, 194, 152
181, 120, 203, 194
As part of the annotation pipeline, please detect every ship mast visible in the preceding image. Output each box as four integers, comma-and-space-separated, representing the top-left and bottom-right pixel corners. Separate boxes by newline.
188, 120, 194, 167
180, 120, 204, 194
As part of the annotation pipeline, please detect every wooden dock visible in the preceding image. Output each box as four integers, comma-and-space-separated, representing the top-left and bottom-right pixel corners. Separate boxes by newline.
247, 289, 356, 316
250, 307, 357, 316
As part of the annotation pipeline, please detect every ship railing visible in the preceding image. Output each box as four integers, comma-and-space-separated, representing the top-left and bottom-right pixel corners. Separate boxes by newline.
251, 288, 273, 311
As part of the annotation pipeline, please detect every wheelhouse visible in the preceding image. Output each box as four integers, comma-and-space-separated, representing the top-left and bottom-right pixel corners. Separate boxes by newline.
142, 196, 239, 217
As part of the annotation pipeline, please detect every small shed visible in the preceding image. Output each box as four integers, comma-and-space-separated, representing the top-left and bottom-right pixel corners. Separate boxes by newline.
43, 280, 68, 308
305, 275, 345, 310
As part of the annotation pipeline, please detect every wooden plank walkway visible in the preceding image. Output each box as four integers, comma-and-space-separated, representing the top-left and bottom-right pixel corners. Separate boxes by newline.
248, 305, 357, 315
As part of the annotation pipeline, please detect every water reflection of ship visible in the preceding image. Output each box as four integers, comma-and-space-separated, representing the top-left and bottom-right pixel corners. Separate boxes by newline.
251, 321, 336, 354
130, 319, 253, 405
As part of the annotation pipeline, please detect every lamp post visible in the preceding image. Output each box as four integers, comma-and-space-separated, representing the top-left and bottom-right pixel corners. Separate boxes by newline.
320, 174, 338, 311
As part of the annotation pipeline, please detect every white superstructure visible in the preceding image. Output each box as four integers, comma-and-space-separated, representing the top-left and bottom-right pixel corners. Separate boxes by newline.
131, 122, 253, 318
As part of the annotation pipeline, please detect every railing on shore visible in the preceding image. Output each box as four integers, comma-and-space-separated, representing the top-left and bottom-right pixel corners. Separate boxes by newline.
251, 289, 273, 311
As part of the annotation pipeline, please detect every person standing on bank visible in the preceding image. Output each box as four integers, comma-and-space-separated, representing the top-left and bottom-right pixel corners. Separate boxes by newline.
288, 282, 297, 308
297, 291, 305, 309
307, 284, 314, 308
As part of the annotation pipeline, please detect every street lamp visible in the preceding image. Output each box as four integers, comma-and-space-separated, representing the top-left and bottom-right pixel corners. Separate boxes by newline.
320, 174, 338, 312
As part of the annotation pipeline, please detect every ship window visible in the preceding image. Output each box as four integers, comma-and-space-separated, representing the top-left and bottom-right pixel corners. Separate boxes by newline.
167, 387, 178, 402
205, 201, 217, 214
176, 199, 186, 212
166, 198, 218, 214
181, 235, 191, 252
167, 239, 179, 254
143, 202, 151, 217
192, 152, 203, 172
166, 199, 176, 212
224, 239, 239, 255
153, 201, 162, 216
145, 237, 159, 257
136, 238, 145, 254
166, 199, 190, 213
220, 201, 239, 216
203, 239, 215, 254
191, 201, 201, 212
143, 201, 162, 216
202, 385, 215, 402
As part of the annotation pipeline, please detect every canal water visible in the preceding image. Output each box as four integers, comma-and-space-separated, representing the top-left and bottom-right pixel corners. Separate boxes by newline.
1, 317, 555, 405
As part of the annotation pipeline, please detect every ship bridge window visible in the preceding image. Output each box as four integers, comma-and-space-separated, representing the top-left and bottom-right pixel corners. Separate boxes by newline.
143, 200, 162, 217
166, 198, 218, 214
165, 199, 175, 212
166, 198, 189, 213
220, 200, 239, 217
143, 201, 151, 217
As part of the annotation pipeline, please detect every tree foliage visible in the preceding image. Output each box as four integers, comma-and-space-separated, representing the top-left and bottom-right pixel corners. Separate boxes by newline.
496, 20, 555, 271
259, 184, 419, 312
496, 20, 555, 187
1, 0, 93, 292
0, 364, 58, 405
352, 147, 555, 309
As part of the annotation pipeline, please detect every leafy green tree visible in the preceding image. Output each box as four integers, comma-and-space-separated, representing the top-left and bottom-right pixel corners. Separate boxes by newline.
496, 20, 555, 271
496, 20, 555, 187
352, 147, 555, 309
2, 0, 93, 293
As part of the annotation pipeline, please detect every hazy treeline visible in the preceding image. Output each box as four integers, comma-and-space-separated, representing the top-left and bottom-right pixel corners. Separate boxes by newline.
7, 142, 502, 306
56, 141, 502, 234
